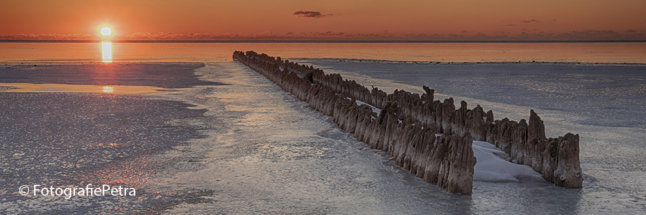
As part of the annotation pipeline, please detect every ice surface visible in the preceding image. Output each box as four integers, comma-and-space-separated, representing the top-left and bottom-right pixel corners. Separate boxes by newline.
5, 58, 644, 214
149, 62, 593, 214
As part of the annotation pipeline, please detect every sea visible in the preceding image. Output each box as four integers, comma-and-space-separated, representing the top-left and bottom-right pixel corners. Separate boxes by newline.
1, 42, 645, 214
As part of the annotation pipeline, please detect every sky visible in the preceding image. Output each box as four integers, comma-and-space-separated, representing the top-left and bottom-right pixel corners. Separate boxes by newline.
0, 0, 645, 41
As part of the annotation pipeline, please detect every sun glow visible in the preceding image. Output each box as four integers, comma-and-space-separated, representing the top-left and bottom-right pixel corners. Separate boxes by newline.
100, 27, 112, 36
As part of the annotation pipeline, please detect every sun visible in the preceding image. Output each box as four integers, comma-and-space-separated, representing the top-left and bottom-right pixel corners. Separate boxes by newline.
100, 27, 112, 36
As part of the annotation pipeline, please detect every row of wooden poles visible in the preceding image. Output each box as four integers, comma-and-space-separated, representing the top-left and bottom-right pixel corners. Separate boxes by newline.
233, 51, 583, 194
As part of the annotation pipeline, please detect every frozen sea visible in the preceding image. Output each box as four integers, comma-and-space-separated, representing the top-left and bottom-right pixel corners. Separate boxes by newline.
1, 42, 645, 214
162, 61, 646, 214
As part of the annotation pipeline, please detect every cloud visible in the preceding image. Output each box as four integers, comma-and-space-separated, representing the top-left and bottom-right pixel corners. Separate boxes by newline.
553, 30, 623, 40
292, 10, 330, 18
520, 19, 539, 24
0, 33, 93, 41
507, 24, 516, 27
310, 31, 344, 36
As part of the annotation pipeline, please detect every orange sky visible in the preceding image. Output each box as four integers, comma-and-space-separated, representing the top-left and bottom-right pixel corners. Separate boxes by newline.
1, 0, 645, 41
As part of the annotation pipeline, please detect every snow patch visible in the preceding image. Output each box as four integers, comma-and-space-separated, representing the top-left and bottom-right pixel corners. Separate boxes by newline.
355, 100, 381, 115
472, 141, 544, 182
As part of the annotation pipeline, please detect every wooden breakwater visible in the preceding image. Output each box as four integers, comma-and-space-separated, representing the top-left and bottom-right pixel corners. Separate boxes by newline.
233, 51, 583, 192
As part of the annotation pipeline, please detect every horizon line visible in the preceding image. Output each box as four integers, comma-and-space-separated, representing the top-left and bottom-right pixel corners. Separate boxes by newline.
1, 40, 646, 43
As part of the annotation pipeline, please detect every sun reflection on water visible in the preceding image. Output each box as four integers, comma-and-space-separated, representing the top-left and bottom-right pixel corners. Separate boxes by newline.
103, 86, 114, 93
101, 42, 112, 63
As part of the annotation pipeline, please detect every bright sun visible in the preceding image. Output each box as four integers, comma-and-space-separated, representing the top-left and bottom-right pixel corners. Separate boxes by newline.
100, 27, 112, 36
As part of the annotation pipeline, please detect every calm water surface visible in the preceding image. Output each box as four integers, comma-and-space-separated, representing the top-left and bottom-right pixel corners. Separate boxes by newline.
1, 42, 645, 63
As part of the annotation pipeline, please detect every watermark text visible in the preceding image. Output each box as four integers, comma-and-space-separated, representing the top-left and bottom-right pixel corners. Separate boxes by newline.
19, 184, 136, 199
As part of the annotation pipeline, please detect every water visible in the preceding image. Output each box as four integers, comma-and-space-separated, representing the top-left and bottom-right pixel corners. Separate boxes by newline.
1, 42, 646, 63
1, 42, 645, 214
